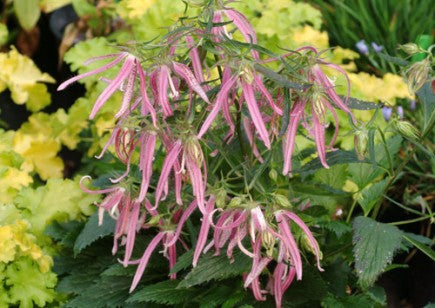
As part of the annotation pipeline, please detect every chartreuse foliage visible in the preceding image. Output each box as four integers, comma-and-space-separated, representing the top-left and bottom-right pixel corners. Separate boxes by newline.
0, 177, 99, 307
0, 47, 54, 112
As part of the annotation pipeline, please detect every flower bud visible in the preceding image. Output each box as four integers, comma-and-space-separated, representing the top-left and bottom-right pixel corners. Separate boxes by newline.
354, 129, 368, 160
229, 196, 243, 208
394, 119, 420, 139
406, 59, 430, 93
215, 187, 227, 208
273, 194, 291, 208
301, 233, 323, 260
269, 169, 278, 182
399, 43, 420, 55
262, 231, 276, 257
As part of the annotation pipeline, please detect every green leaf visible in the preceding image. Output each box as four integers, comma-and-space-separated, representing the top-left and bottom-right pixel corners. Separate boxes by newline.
283, 265, 328, 305
298, 150, 367, 177
342, 97, 380, 110
322, 293, 375, 308
73, 211, 116, 256
403, 234, 435, 261
127, 280, 197, 305
169, 250, 193, 274
178, 250, 251, 288
357, 179, 388, 215
352, 217, 403, 288
13, 0, 40, 30
318, 221, 352, 238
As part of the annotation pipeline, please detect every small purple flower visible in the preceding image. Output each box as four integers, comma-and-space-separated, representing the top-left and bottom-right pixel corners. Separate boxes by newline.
371, 42, 384, 53
410, 99, 416, 110
397, 106, 404, 119
356, 40, 369, 55
382, 106, 393, 121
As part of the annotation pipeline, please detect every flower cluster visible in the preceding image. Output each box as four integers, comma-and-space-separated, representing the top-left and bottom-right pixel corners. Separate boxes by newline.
59, 3, 355, 307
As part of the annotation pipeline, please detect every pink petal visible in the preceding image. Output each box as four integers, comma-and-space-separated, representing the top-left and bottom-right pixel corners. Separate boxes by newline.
282, 211, 323, 271
172, 62, 210, 104
193, 197, 215, 267
129, 232, 165, 292
89, 55, 135, 119
242, 82, 271, 148
198, 75, 237, 138
57, 53, 127, 90
137, 133, 157, 202
223, 9, 259, 60
137, 64, 157, 126
154, 141, 182, 208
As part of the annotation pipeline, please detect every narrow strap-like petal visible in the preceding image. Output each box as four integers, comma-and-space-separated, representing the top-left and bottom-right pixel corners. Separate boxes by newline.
172, 62, 210, 104
282, 211, 323, 271
89, 55, 135, 119
154, 141, 182, 208
129, 232, 165, 292
58, 52, 127, 90
242, 82, 271, 148
193, 197, 215, 267
198, 75, 237, 138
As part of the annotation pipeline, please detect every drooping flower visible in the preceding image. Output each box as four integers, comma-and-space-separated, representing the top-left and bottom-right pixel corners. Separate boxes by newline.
204, 203, 323, 306
281, 47, 355, 174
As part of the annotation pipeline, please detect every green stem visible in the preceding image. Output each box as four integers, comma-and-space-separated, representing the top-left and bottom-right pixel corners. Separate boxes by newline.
389, 215, 433, 226
346, 199, 358, 223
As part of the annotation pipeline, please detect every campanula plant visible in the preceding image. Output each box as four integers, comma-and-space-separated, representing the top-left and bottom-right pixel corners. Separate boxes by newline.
56, 1, 434, 307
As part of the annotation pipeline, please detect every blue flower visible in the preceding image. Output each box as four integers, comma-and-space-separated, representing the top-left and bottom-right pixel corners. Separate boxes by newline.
382, 106, 393, 121
355, 40, 369, 55
397, 106, 404, 119
371, 42, 384, 53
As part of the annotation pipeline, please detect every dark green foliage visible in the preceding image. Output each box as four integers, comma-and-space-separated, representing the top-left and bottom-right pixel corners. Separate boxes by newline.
352, 217, 403, 288
73, 211, 116, 256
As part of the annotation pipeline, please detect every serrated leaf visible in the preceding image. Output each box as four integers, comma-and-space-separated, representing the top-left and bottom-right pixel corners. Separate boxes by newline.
127, 280, 197, 305
13, 0, 40, 30
357, 179, 388, 215
352, 217, 403, 288
403, 234, 435, 261
73, 211, 116, 256
322, 293, 375, 308
178, 250, 251, 288
318, 221, 352, 238
169, 250, 193, 274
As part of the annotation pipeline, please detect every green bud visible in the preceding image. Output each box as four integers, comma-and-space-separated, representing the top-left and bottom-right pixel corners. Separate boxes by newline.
301, 234, 323, 260
399, 43, 421, 55
148, 214, 161, 226
262, 232, 276, 257
394, 119, 420, 139
354, 129, 368, 160
273, 194, 291, 208
229, 196, 243, 208
269, 169, 278, 182
406, 59, 430, 93
215, 188, 227, 208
